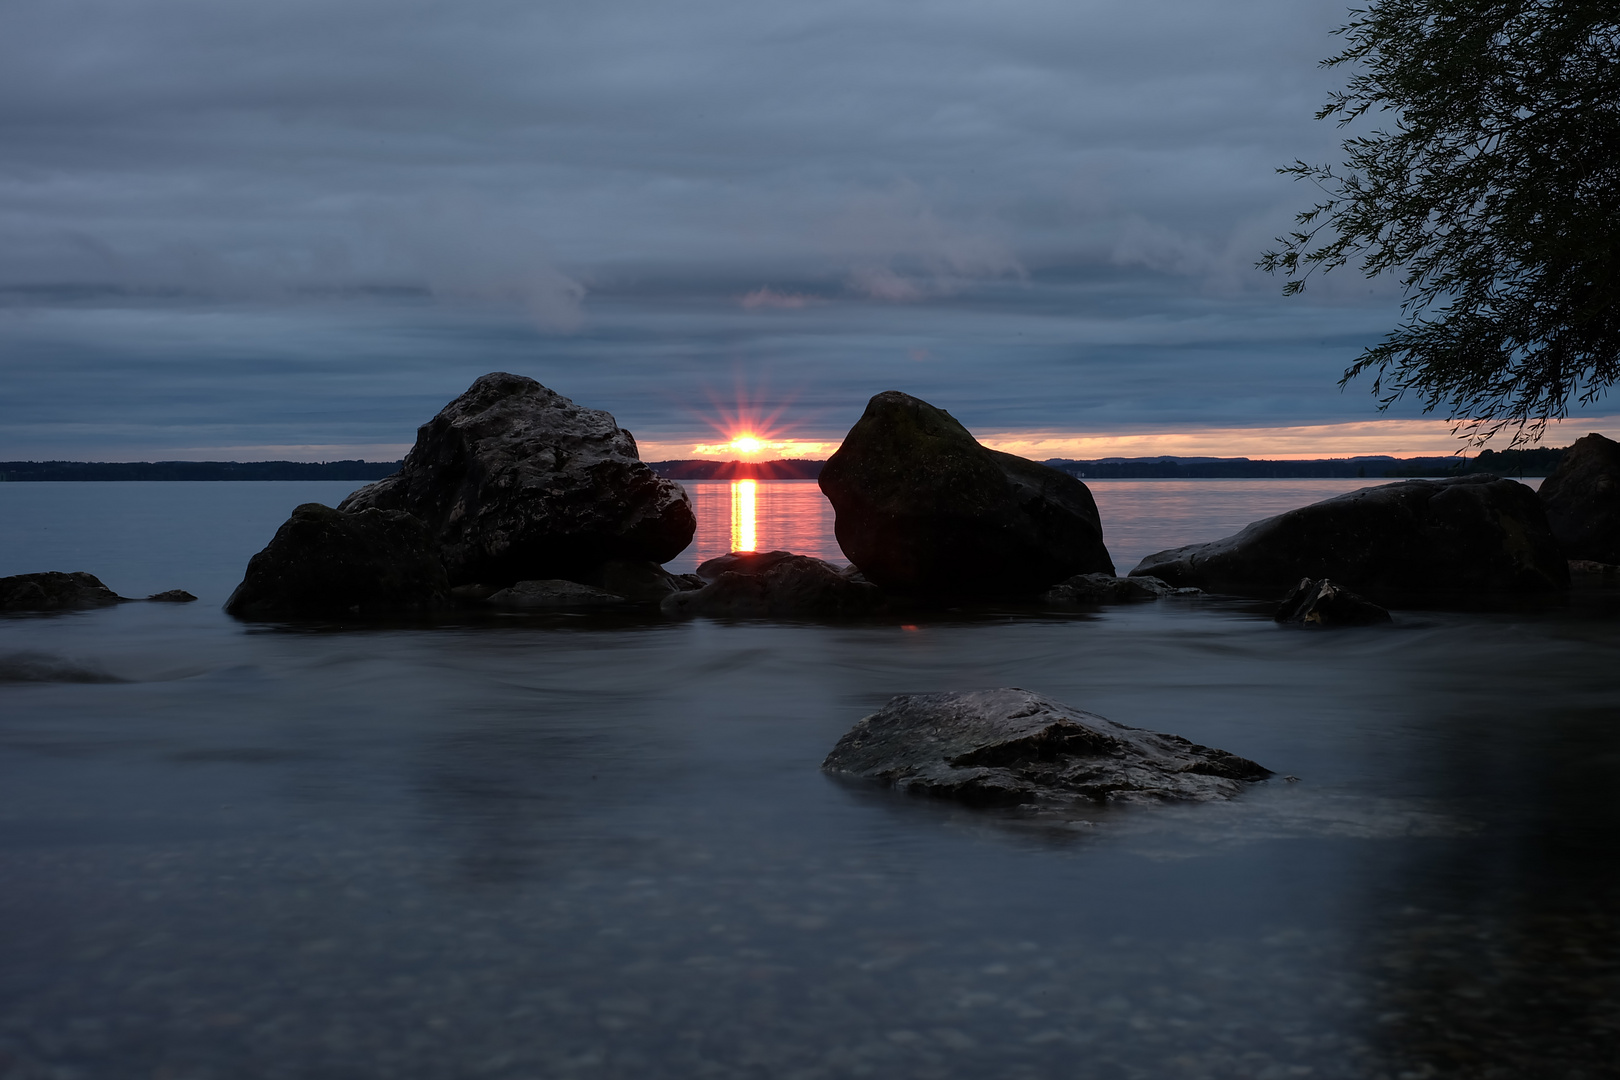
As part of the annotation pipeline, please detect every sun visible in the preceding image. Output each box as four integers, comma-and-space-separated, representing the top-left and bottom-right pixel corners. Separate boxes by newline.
730, 433, 765, 455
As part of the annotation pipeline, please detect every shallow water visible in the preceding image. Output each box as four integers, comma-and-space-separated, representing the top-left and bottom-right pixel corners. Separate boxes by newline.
2, 480, 1616, 1080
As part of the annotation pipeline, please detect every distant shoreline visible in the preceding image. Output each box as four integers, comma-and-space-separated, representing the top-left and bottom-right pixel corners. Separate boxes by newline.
0, 445, 1563, 482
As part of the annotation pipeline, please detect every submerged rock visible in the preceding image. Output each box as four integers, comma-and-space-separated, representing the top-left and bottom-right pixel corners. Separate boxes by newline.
1131, 475, 1567, 599
225, 503, 449, 620
818, 391, 1114, 598
662, 552, 883, 618
1274, 577, 1391, 626
145, 589, 197, 603
1538, 432, 1620, 564
340, 373, 695, 585
485, 579, 631, 610
0, 572, 124, 612
1043, 573, 1201, 605
822, 688, 1270, 806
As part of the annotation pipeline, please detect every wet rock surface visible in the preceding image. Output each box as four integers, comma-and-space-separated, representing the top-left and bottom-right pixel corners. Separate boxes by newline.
1538, 432, 1620, 563
0, 571, 125, 612
1131, 474, 1568, 599
823, 688, 1270, 806
818, 391, 1113, 598
1274, 577, 1392, 626
662, 552, 883, 618
485, 579, 631, 610
225, 503, 449, 620
1043, 572, 1201, 605
340, 373, 695, 586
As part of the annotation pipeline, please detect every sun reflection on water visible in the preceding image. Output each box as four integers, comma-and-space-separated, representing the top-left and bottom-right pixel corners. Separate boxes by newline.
729, 479, 756, 552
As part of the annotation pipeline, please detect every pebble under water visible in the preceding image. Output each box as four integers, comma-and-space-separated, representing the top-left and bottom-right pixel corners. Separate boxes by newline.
2, 480, 1618, 1079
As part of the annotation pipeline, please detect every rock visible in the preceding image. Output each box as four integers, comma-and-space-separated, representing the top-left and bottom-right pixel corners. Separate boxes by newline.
485, 579, 630, 610
694, 550, 800, 581
1131, 474, 1567, 598
145, 589, 197, 603
1569, 559, 1620, 587
661, 552, 884, 618
339, 373, 695, 586
1043, 573, 1202, 605
1538, 432, 1620, 563
818, 391, 1114, 598
225, 503, 449, 619
1274, 577, 1391, 626
822, 688, 1270, 806
591, 560, 703, 602
0, 572, 124, 612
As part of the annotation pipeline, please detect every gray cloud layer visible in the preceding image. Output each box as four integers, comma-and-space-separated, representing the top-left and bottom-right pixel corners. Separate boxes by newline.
1, 0, 1429, 458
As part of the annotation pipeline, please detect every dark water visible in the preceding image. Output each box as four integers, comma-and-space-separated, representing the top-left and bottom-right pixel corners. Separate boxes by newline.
2, 480, 1617, 1080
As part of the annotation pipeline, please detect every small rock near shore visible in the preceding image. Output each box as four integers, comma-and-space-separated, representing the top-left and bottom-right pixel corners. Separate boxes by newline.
823, 688, 1270, 806
0, 572, 124, 612
663, 552, 883, 618
146, 589, 197, 603
1274, 577, 1391, 626
1043, 573, 1202, 605
485, 579, 631, 610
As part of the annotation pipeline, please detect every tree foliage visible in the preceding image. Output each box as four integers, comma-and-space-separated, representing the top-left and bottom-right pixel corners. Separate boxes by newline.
1261, 0, 1620, 443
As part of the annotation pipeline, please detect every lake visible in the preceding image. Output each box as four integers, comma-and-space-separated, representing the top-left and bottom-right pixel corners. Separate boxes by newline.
2, 477, 1616, 1080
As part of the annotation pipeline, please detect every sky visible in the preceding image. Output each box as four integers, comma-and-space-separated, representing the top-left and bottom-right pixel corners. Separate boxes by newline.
3, 0, 1614, 462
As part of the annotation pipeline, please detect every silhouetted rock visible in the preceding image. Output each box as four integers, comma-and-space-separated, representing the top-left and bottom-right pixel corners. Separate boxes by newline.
1043, 573, 1201, 605
1538, 432, 1620, 563
1131, 475, 1567, 598
485, 579, 630, 610
819, 391, 1114, 598
592, 560, 703, 601
340, 373, 695, 585
662, 552, 883, 618
145, 590, 197, 603
1568, 559, 1620, 587
1274, 577, 1391, 626
0, 572, 124, 612
822, 688, 1270, 806
225, 503, 449, 619
694, 550, 800, 581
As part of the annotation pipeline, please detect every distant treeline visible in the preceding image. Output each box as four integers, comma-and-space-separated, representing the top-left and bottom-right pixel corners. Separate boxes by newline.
1047, 446, 1566, 480
0, 460, 403, 482
650, 459, 825, 480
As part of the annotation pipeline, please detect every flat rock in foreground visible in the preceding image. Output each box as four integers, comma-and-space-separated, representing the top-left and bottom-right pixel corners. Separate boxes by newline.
823, 688, 1270, 806
0, 572, 123, 612
1131, 474, 1567, 599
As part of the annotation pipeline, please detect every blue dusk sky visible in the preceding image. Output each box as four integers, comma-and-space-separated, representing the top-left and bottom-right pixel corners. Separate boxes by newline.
3, 0, 1613, 462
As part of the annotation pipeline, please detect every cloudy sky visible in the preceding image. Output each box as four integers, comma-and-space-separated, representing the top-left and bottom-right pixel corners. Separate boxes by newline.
3, 0, 1611, 461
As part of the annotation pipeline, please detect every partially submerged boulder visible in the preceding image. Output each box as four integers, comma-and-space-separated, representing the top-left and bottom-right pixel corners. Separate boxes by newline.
225, 503, 449, 619
823, 688, 1270, 806
1274, 577, 1391, 626
485, 579, 630, 610
1043, 573, 1201, 606
340, 373, 695, 586
1131, 475, 1567, 599
0, 572, 123, 612
1538, 432, 1620, 563
146, 589, 197, 603
662, 552, 883, 618
818, 391, 1114, 598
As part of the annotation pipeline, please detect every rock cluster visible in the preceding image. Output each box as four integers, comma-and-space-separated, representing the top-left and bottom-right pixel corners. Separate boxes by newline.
1273, 577, 1391, 626
819, 391, 1113, 599
823, 688, 1270, 806
1132, 474, 1567, 598
1538, 432, 1620, 564
662, 550, 882, 618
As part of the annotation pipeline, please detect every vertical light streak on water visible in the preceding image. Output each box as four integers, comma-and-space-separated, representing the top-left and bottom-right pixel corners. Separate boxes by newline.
730, 479, 757, 552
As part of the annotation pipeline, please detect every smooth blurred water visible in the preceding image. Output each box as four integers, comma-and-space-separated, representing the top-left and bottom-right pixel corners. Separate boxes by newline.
1, 479, 1616, 1080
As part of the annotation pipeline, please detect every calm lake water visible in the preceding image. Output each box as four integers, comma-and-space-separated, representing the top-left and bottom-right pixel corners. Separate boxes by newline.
2, 478, 1616, 1080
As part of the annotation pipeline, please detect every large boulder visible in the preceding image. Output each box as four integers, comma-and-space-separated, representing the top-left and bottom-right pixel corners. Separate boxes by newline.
1131, 474, 1568, 599
225, 503, 449, 619
1538, 432, 1620, 563
661, 551, 883, 618
822, 688, 1270, 806
818, 391, 1114, 598
0, 572, 123, 612
340, 373, 695, 586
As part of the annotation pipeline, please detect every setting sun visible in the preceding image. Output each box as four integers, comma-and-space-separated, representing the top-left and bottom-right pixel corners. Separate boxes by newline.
730, 434, 765, 455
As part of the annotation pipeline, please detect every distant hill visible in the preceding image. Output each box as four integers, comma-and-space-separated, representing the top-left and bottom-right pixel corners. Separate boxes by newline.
650, 459, 824, 480
0, 460, 403, 482
1044, 446, 1565, 479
